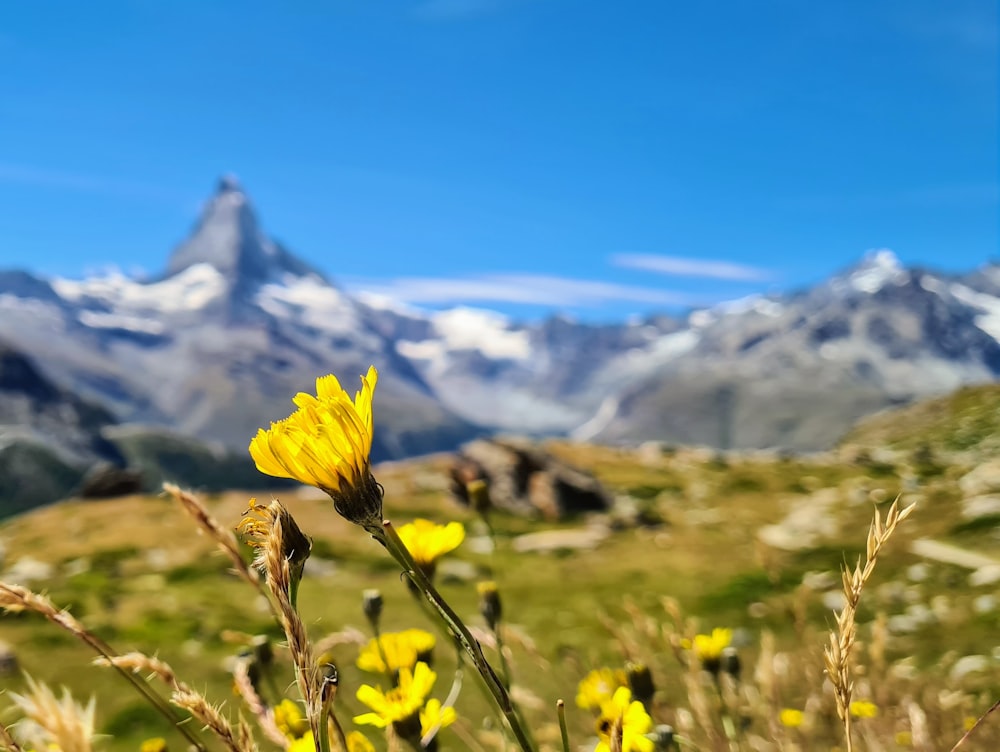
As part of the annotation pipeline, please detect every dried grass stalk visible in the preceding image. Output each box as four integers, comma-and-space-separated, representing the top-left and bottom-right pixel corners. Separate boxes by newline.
823, 499, 915, 752
172, 690, 257, 752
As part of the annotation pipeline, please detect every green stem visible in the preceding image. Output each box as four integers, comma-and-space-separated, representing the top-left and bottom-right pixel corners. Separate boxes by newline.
557, 700, 571, 752
380, 521, 535, 752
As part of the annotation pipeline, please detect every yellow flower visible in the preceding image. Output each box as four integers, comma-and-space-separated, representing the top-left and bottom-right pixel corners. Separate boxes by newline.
577, 668, 628, 711
396, 519, 465, 576
272, 698, 309, 739
595, 687, 653, 752
895, 730, 913, 747
420, 698, 457, 737
849, 700, 878, 719
140, 739, 168, 752
356, 629, 436, 675
354, 662, 437, 728
250, 366, 384, 532
346, 732, 375, 752
681, 628, 732, 673
287, 732, 315, 752
779, 708, 804, 728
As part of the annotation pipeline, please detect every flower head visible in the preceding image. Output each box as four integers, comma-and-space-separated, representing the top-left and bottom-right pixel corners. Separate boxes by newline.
396, 519, 465, 577
779, 708, 804, 728
595, 687, 653, 752
140, 739, 168, 752
685, 628, 732, 673
354, 662, 437, 729
250, 366, 384, 532
287, 731, 315, 752
272, 698, 309, 740
849, 700, 878, 719
419, 698, 457, 738
346, 732, 375, 752
238, 499, 312, 575
577, 668, 628, 712
357, 629, 436, 675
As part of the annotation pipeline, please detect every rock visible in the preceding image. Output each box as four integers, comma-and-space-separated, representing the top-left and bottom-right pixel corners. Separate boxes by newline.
969, 564, 1000, 587
949, 655, 990, 682
961, 494, 1000, 520
78, 462, 144, 499
512, 524, 610, 554
973, 595, 996, 614
802, 570, 838, 591
959, 460, 1000, 497
757, 489, 840, 551
3, 555, 53, 584
907, 563, 930, 582
449, 438, 611, 519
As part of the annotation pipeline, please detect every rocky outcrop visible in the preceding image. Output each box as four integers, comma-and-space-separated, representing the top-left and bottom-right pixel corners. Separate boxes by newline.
449, 438, 611, 520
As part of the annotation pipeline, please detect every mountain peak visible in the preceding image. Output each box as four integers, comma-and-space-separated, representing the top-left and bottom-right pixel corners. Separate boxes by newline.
164, 176, 323, 287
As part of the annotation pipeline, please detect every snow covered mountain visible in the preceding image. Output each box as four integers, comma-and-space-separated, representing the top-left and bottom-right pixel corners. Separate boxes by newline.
2, 177, 1000, 469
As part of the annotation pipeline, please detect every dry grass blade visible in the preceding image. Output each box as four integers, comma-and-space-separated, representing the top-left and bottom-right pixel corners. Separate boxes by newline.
823, 499, 915, 752
0, 583, 206, 752
93, 652, 181, 690
949, 698, 1000, 752
0, 721, 25, 752
233, 657, 290, 748
172, 689, 258, 752
8, 676, 95, 752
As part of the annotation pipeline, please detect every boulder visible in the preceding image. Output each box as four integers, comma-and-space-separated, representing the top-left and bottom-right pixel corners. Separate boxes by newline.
449, 438, 611, 519
78, 462, 145, 499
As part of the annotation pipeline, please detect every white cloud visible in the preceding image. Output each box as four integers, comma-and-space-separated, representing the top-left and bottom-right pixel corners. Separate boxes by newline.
345, 273, 700, 308
611, 254, 772, 282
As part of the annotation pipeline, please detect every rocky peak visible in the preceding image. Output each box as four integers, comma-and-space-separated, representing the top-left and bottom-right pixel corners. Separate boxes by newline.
164, 176, 323, 289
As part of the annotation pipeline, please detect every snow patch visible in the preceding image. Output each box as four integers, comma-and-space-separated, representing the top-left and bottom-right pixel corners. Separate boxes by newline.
850, 249, 904, 293
949, 283, 1000, 342
78, 310, 165, 334
571, 394, 621, 441
53, 264, 226, 312
256, 275, 360, 332
431, 307, 531, 360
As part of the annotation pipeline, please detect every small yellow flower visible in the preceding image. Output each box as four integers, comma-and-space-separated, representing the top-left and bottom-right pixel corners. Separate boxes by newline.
577, 668, 628, 712
779, 708, 804, 728
595, 687, 653, 752
849, 700, 878, 719
396, 519, 465, 576
681, 628, 732, 673
287, 731, 315, 752
346, 732, 375, 752
356, 629, 436, 675
272, 698, 309, 740
140, 739, 168, 752
419, 698, 457, 737
354, 662, 437, 728
250, 366, 384, 532
895, 730, 913, 747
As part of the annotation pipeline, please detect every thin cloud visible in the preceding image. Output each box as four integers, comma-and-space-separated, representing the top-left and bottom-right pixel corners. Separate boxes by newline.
0, 162, 173, 201
346, 273, 702, 308
612, 254, 773, 282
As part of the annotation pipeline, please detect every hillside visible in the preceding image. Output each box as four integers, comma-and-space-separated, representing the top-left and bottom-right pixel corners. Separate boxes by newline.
1, 386, 999, 750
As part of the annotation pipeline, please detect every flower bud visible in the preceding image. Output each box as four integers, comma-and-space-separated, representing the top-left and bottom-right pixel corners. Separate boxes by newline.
721, 646, 741, 680
652, 724, 675, 749
477, 581, 502, 630
626, 661, 655, 706
467, 479, 491, 514
362, 589, 384, 629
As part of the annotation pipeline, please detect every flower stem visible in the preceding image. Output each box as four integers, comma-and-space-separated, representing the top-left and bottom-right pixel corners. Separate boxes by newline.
557, 700, 571, 752
380, 521, 535, 752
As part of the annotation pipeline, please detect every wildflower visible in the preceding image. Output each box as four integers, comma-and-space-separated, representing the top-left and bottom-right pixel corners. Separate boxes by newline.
779, 708, 804, 728
273, 698, 309, 739
895, 730, 913, 746
595, 687, 654, 752
346, 732, 375, 752
577, 668, 628, 711
396, 519, 465, 577
849, 700, 878, 718
477, 581, 502, 630
140, 739, 168, 752
684, 628, 732, 674
419, 698, 457, 737
357, 629, 436, 675
249, 366, 384, 534
354, 661, 437, 728
287, 731, 315, 752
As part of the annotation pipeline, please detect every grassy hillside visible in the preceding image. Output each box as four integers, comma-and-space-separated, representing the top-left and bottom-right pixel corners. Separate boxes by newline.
1, 388, 1000, 750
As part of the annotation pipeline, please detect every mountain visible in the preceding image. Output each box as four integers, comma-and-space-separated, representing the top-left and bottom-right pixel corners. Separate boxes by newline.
3, 178, 1000, 483
0, 177, 480, 465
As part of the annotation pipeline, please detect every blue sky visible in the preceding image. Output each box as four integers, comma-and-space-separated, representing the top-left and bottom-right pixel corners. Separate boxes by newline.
0, 0, 996, 320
